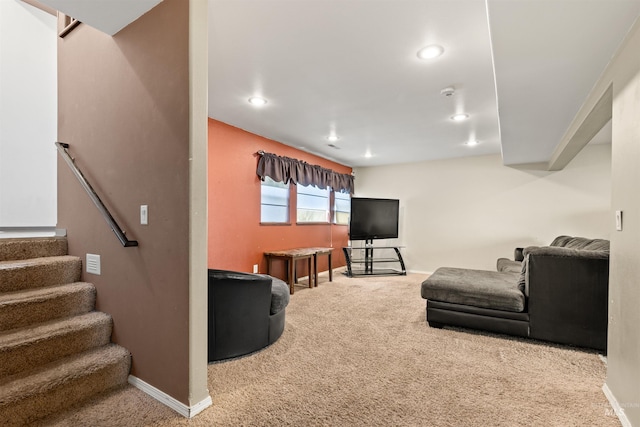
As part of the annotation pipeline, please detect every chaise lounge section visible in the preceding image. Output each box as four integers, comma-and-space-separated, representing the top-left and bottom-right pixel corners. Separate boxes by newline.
421, 236, 610, 351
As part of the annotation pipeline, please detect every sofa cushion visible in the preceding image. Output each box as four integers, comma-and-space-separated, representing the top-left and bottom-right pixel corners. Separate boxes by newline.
269, 277, 290, 315
421, 267, 524, 313
497, 258, 522, 273
517, 257, 528, 295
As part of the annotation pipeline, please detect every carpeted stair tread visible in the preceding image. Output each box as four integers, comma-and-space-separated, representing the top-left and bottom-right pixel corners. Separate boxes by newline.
0, 311, 112, 378
0, 282, 96, 332
0, 237, 132, 425
0, 344, 131, 426
0, 255, 81, 293
0, 236, 68, 261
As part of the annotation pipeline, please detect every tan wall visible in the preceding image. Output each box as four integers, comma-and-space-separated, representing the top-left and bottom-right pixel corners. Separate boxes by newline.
354, 144, 611, 273
57, 0, 202, 405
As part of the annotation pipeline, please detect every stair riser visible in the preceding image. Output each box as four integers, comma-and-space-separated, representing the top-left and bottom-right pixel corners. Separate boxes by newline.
0, 237, 68, 261
0, 320, 112, 378
0, 351, 130, 426
0, 258, 81, 293
0, 286, 96, 332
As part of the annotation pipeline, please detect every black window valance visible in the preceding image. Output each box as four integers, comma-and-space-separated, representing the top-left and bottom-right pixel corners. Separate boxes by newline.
257, 151, 354, 194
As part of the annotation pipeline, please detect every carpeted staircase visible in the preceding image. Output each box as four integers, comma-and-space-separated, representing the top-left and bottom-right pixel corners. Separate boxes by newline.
0, 237, 131, 425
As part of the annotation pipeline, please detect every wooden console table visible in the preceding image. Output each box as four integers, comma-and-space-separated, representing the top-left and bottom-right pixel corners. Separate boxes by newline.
264, 247, 334, 294
307, 247, 334, 285
265, 248, 315, 295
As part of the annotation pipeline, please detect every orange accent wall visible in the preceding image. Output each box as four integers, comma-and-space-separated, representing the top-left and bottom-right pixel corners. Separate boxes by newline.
208, 119, 351, 280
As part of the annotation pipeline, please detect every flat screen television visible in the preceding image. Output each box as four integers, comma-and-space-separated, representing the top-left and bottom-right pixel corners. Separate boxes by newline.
349, 197, 399, 241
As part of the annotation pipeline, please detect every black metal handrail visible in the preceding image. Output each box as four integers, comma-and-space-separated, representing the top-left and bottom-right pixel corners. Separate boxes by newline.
55, 142, 138, 247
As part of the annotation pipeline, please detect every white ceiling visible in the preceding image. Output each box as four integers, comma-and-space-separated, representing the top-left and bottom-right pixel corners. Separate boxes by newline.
489, 0, 637, 165
37, 0, 162, 35
208, 0, 640, 168
32, 0, 639, 168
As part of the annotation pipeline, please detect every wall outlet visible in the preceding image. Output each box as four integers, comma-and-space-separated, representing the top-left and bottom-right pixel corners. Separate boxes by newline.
86, 253, 101, 275
253, 264, 259, 273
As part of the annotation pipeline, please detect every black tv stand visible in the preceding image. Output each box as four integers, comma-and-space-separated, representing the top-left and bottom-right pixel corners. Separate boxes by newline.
343, 242, 406, 277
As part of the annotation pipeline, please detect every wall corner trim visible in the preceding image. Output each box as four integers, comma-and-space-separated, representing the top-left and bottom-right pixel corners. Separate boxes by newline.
602, 383, 633, 427
128, 375, 213, 418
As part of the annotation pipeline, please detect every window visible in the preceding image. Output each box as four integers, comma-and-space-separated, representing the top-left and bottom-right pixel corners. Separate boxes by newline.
297, 184, 330, 223
261, 176, 289, 223
334, 191, 351, 225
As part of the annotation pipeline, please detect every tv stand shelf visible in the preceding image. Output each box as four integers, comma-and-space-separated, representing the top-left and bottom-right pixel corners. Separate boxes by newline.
343, 245, 406, 277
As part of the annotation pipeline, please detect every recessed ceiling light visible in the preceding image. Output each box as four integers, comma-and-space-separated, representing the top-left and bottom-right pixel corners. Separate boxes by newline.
364, 150, 373, 158
466, 140, 479, 146
451, 113, 469, 122
248, 96, 267, 107
417, 45, 444, 60
326, 135, 340, 142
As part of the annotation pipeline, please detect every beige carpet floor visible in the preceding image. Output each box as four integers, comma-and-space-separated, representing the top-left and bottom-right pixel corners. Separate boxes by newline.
42, 271, 620, 426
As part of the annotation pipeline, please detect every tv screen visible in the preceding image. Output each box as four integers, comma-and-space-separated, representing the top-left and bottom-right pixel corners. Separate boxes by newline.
349, 197, 399, 241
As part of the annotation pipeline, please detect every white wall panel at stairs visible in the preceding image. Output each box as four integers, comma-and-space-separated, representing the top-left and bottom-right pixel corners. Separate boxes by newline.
0, 1, 57, 228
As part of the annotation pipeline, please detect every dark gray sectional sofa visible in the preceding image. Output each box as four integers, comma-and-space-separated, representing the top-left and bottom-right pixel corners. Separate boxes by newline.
421, 236, 610, 351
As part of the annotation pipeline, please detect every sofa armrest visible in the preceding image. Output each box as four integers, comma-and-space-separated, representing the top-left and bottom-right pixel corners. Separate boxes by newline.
514, 247, 524, 262
525, 247, 609, 350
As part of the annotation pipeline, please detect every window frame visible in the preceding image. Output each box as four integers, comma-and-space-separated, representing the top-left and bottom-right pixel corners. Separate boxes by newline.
296, 183, 331, 224
260, 176, 291, 225
333, 190, 351, 225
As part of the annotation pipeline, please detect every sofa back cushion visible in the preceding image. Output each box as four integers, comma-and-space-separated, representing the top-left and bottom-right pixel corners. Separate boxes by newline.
549, 235, 573, 247
550, 235, 609, 251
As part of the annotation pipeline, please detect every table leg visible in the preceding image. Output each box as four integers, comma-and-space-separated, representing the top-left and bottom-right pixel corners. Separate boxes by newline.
288, 258, 295, 295
308, 257, 313, 288
313, 254, 319, 287
328, 252, 333, 282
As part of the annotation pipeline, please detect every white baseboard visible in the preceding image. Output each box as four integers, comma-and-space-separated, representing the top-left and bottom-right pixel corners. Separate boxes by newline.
0, 226, 58, 238
128, 375, 212, 418
407, 269, 433, 275
602, 383, 632, 427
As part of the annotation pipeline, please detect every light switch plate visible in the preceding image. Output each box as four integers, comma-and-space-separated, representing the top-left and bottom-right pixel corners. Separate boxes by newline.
140, 205, 148, 225
616, 210, 623, 231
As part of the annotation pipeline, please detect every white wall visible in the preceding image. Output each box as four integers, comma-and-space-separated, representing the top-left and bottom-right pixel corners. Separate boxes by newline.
354, 143, 611, 273
602, 17, 640, 427
0, 0, 57, 228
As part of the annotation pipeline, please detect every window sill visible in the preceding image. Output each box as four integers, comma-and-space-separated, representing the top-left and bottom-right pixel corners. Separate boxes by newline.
260, 222, 291, 226
296, 222, 330, 226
